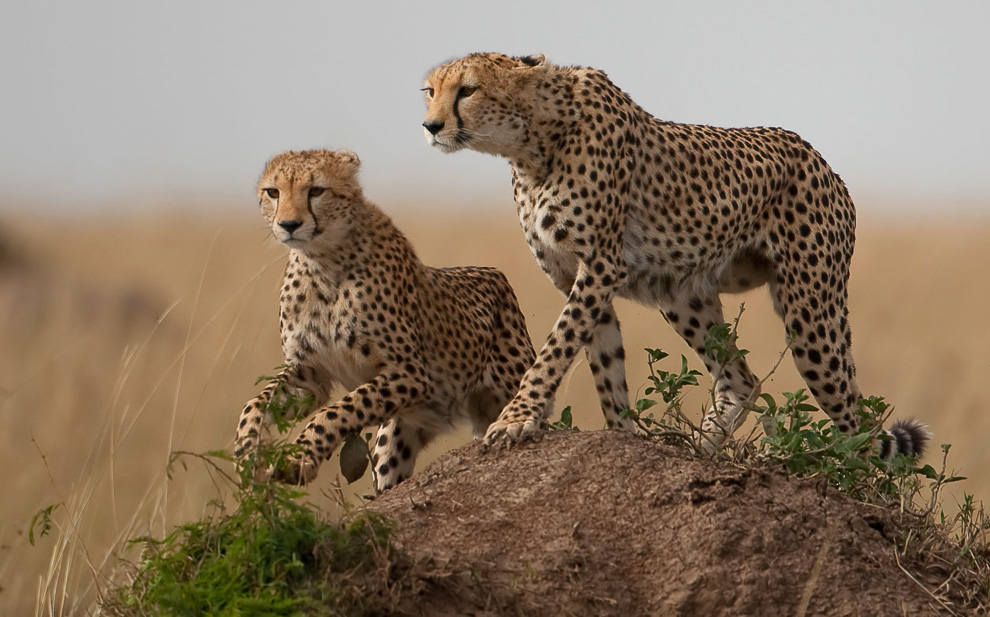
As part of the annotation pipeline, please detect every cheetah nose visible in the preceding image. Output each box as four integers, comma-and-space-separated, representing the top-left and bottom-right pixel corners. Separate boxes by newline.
422, 120, 445, 135
278, 220, 302, 234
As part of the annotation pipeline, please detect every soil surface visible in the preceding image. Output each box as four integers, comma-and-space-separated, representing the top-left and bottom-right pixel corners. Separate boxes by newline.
371, 430, 952, 616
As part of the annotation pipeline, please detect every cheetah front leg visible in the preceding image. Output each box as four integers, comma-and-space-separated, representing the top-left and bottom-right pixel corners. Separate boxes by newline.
584, 304, 636, 431
269, 367, 431, 485
234, 365, 322, 462
486, 258, 618, 445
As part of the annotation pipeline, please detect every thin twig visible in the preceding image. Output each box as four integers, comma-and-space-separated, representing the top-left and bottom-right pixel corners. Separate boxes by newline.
894, 547, 959, 616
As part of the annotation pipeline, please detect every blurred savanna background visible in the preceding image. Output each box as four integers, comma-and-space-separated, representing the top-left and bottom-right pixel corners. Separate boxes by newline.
3, 1, 989, 614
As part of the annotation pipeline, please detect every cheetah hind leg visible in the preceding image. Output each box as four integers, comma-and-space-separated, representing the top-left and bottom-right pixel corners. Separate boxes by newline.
694, 353, 763, 454
697, 382, 761, 454
661, 293, 761, 454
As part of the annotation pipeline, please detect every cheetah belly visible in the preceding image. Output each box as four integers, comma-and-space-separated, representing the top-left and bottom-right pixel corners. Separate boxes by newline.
618, 225, 705, 308
396, 402, 466, 436
618, 218, 771, 307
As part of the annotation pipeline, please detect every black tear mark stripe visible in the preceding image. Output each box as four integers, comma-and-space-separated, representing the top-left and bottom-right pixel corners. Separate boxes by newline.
307, 198, 322, 235
452, 89, 465, 133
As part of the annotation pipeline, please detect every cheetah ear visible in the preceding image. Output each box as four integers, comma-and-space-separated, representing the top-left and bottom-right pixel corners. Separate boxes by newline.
515, 54, 547, 68
336, 149, 361, 168
332, 149, 363, 198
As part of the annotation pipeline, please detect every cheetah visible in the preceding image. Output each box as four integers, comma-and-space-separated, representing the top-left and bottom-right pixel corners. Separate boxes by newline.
234, 149, 536, 489
421, 53, 929, 458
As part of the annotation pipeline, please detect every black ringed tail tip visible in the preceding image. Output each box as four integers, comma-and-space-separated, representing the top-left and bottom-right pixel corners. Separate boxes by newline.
881, 418, 932, 459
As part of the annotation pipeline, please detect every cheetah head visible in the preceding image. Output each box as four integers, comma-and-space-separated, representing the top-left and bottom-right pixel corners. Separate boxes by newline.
257, 149, 363, 251
422, 53, 548, 158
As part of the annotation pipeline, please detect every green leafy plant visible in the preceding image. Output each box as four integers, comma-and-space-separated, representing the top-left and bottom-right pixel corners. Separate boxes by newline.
751, 385, 971, 510
101, 373, 402, 616
759, 391, 871, 484
623, 347, 703, 448
102, 443, 398, 616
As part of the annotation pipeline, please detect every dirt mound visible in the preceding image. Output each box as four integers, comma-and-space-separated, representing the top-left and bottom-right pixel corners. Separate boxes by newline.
371, 430, 948, 616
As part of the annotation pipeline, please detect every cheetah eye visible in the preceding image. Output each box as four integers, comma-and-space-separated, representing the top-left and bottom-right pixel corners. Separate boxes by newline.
421, 87, 435, 99
457, 85, 478, 99
264, 188, 279, 199
308, 187, 325, 198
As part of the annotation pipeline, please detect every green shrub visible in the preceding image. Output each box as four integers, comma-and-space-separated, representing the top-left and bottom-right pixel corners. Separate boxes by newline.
100, 392, 398, 616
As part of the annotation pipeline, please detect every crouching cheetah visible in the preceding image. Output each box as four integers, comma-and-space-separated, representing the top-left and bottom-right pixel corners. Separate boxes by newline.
234, 149, 536, 489
422, 53, 929, 457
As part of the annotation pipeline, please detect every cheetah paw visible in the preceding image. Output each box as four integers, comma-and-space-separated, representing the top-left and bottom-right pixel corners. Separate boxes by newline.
483, 417, 543, 448
233, 441, 275, 484
266, 454, 320, 486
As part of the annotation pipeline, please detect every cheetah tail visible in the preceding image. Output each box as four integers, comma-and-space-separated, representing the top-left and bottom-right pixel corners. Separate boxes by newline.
880, 418, 932, 459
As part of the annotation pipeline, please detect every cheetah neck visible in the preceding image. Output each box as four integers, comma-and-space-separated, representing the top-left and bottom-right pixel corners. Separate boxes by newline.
504, 67, 582, 181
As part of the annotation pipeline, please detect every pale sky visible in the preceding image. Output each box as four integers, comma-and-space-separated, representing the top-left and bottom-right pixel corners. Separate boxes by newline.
2, 1, 988, 215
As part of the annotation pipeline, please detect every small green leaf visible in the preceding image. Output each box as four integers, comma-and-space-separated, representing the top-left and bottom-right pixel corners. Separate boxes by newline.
645, 347, 669, 361
843, 457, 869, 471
29, 505, 58, 546
635, 398, 658, 413
846, 433, 873, 451
559, 406, 573, 428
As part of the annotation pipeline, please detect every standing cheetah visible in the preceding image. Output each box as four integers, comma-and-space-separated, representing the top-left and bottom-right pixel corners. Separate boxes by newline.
421, 53, 928, 457
234, 149, 536, 489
